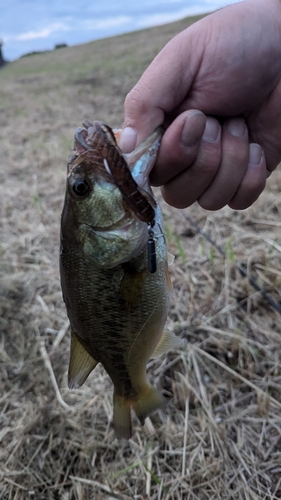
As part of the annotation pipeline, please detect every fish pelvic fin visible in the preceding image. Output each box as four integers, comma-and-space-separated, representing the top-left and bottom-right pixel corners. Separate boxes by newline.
151, 329, 186, 358
132, 384, 166, 426
68, 331, 99, 389
113, 392, 132, 440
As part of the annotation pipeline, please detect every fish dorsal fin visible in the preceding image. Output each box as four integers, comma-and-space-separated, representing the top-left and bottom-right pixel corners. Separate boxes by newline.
68, 331, 99, 389
151, 330, 186, 358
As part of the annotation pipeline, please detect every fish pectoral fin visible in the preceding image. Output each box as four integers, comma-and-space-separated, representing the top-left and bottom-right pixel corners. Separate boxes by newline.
120, 268, 146, 311
151, 330, 186, 358
167, 252, 175, 266
165, 259, 174, 295
113, 392, 132, 440
132, 385, 166, 425
68, 331, 99, 389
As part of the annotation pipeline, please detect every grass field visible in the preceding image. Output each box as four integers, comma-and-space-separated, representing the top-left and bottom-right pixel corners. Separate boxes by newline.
1, 14, 281, 500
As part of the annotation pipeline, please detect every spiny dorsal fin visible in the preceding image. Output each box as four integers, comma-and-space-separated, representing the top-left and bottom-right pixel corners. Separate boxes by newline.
151, 330, 186, 358
68, 331, 99, 389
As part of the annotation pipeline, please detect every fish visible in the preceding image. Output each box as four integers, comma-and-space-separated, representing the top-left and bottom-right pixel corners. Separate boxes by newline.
60, 120, 182, 439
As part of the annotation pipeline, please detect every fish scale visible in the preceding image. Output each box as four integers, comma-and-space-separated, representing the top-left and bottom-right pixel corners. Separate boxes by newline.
60, 121, 183, 439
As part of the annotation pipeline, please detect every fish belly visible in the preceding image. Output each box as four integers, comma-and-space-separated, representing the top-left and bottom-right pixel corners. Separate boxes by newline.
60, 230, 169, 438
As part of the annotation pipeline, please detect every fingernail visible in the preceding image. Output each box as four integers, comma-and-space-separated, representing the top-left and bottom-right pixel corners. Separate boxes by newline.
181, 110, 205, 147
226, 118, 247, 137
249, 143, 262, 165
202, 118, 220, 143
119, 127, 137, 153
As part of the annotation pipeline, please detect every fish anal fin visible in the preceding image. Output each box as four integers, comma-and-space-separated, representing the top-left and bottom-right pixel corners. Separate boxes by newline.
132, 385, 166, 425
151, 330, 186, 358
68, 331, 99, 389
113, 392, 132, 440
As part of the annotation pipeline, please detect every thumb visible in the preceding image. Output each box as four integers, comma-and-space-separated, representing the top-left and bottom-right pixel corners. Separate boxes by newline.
119, 29, 198, 153
119, 86, 165, 153
119, 83, 165, 153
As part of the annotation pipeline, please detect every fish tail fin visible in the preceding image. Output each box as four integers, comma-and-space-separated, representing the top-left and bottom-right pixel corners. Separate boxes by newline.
132, 384, 166, 425
113, 392, 132, 440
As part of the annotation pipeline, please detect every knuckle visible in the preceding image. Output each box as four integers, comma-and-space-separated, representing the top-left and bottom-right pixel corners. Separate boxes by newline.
198, 196, 225, 211
161, 185, 191, 209
195, 157, 220, 177
195, 142, 222, 176
229, 173, 266, 210
124, 86, 150, 117
222, 137, 249, 166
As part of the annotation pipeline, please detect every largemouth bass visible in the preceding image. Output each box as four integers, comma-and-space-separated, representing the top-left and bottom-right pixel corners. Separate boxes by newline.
60, 120, 181, 439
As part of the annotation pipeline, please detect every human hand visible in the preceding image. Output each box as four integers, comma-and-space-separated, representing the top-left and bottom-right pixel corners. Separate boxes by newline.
119, 0, 281, 210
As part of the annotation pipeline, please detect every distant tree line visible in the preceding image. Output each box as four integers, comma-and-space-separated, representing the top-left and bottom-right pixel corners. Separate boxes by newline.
0, 39, 7, 68
20, 43, 68, 59
0, 39, 68, 65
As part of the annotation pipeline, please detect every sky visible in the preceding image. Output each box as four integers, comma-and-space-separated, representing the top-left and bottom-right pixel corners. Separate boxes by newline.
1, 0, 243, 61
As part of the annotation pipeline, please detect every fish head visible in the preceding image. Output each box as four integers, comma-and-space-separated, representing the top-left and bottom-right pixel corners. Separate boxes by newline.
66, 160, 128, 231
61, 121, 158, 268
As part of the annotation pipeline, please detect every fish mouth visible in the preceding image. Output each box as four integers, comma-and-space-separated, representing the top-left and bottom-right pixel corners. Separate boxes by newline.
82, 215, 148, 266
83, 221, 132, 233
82, 214, 145, 235
73, 121, 162, 225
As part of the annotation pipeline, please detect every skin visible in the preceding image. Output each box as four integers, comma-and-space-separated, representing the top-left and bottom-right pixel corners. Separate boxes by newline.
119, 0, 281, 210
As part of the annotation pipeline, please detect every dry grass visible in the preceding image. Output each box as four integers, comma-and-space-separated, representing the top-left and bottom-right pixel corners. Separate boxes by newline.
1, 15, 281, 500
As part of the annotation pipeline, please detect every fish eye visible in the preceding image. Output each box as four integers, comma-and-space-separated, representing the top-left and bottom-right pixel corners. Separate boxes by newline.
72, 178, 90, 196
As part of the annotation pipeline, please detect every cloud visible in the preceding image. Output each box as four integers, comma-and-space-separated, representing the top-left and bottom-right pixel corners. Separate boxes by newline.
135, 7, 213, 29
2, 0, 245, 60
134, 0, 244, 28
204, 0, 243, 3
5, 22, 69, 42
83, 15, 132, 31
6, 16, 133, 43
